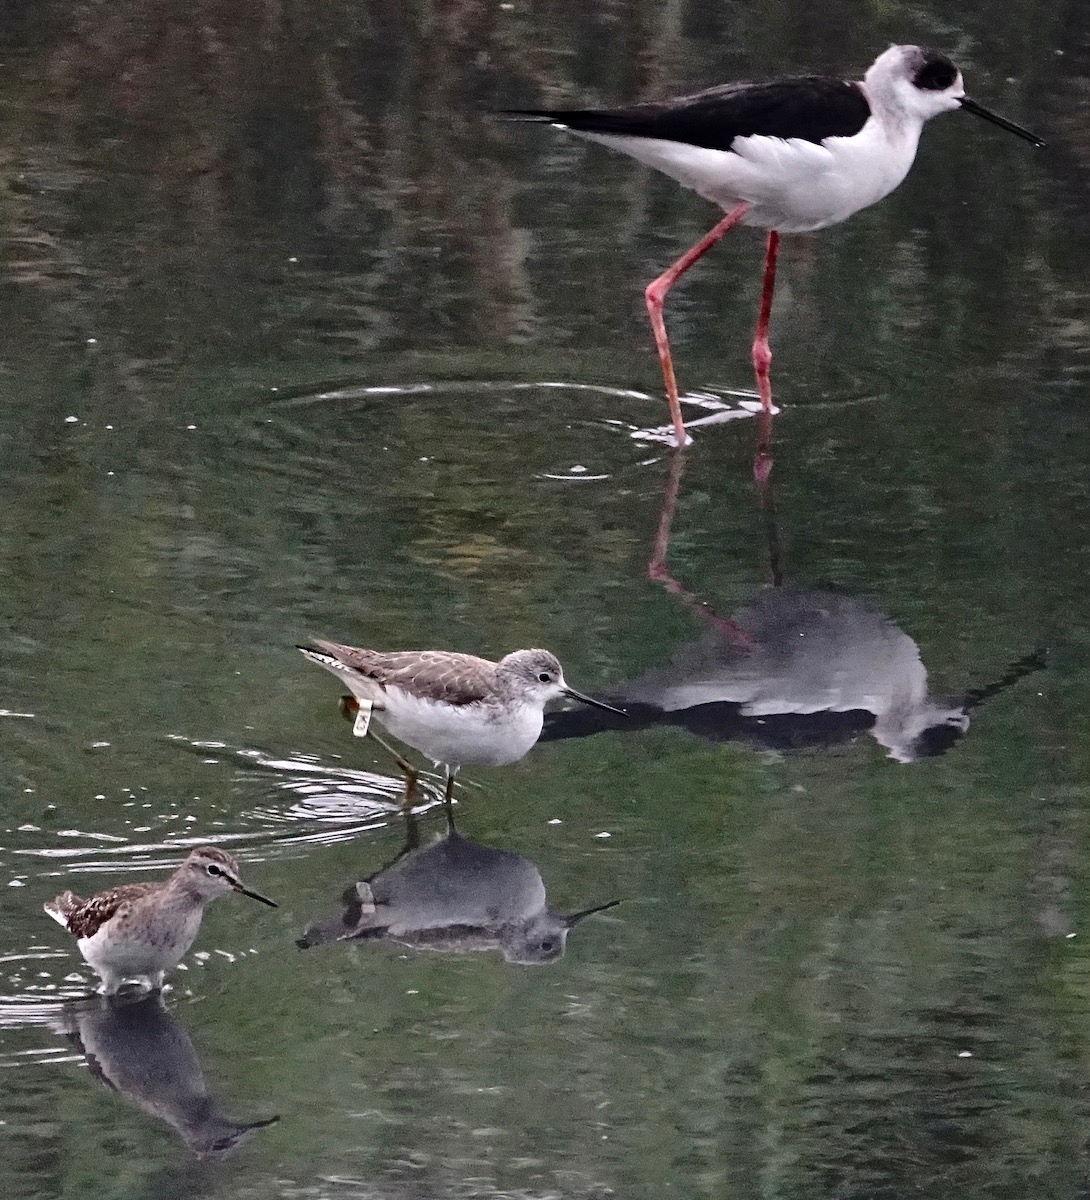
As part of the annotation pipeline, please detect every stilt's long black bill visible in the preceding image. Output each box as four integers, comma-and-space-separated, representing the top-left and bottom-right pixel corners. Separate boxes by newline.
565, 899, 622, 927
960, 97, 1045, 147
961, 648, 1047, 712
235, 884, 278, 908
561, 686, 629, 716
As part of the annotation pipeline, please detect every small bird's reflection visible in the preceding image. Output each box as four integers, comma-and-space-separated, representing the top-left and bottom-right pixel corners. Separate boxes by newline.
543, 451, 1042, 762
62, 993, 279, 1155
298, 811, 618, 963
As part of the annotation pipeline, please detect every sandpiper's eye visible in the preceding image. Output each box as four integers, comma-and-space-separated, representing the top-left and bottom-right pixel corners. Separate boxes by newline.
538, 671, 552, 683
206, 863, 223, 876
540, 939, 556, 953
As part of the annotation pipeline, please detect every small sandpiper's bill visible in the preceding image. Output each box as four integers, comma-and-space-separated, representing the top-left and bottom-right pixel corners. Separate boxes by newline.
298, 641, 627, 806
44, 846, 277, 995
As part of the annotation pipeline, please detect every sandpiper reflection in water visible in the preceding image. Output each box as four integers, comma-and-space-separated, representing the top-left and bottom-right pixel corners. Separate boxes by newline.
298, 810, 619, 963
61, 992, 279, 1155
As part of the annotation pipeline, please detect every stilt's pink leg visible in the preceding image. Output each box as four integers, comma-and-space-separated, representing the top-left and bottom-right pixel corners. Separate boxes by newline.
751, 230, 779, 412
644, 201, 749, 448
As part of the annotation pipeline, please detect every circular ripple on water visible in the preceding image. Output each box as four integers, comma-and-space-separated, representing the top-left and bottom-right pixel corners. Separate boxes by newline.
168, 736, 449, 851
230, 377, 777, 485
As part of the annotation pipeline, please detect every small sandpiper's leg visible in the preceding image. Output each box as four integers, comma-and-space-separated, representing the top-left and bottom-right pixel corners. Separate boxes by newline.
644, 201, 749, 448
101, 972, 126, 997
751, 231, 779, 488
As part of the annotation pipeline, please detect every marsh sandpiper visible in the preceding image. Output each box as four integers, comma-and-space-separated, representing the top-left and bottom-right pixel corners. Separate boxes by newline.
298, 641, 626, 806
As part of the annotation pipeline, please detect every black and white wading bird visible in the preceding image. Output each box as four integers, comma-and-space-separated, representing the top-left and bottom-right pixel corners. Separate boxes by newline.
503, 44, 1044, 447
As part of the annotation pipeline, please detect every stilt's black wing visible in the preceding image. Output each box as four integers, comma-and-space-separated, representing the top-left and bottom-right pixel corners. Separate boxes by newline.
502, 77, 871, 151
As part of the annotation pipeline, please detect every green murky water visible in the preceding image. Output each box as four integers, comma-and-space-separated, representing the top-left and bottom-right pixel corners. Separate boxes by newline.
3, 3, 1090, 1197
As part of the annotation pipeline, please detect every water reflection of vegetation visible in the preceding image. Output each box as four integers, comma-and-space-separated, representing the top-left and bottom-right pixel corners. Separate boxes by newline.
0, 0, 1072, 380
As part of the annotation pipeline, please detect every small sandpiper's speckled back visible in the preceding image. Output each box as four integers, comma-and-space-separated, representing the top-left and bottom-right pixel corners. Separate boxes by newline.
44, 846, 277, 995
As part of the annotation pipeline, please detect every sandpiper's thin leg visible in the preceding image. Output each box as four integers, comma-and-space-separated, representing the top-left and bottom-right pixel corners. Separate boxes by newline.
360, 727, 419, 807
362, 727, 417, 779
398, 775, 419, 812
751, 230, 779, 413
443, 768, 457, 810
402, 808, 422, 850
644, 201, 749, 448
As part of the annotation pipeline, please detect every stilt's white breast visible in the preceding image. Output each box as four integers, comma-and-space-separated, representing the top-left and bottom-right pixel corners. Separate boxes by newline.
578, 118, 921, 233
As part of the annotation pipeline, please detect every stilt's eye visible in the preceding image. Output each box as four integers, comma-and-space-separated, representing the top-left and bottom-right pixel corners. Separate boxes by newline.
914, 55, 958, 91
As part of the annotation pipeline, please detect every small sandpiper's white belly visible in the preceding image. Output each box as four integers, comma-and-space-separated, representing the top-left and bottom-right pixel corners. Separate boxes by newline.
378, 691, 545, 768
79, 908, 202, 982
579, 120, 920, 234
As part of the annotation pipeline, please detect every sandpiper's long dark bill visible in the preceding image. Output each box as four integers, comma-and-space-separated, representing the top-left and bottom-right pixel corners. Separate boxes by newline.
503, 44, 1043, 447
298, 641, 626, 807
43, 846, 277, 995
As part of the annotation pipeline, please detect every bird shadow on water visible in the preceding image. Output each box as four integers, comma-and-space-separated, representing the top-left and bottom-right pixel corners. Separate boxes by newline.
0, 991, 277, 1170
298, 807, 620, 965
58, 991, 279, 1157
542, 442, 1045, 763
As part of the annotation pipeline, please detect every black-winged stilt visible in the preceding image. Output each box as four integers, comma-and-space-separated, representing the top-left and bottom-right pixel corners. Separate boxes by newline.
504, 45, 1044, 447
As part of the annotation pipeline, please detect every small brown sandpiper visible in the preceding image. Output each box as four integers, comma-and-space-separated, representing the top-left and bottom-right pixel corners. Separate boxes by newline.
297, 641, 626, 807
44, 846, 277, 995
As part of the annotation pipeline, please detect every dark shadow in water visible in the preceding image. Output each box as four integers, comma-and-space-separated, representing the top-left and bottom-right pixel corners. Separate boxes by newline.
544, 449, 1043, 762
62, 992, 279, 1156
298, 809, 618, 964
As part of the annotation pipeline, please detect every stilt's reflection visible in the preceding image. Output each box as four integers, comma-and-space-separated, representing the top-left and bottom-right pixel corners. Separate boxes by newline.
298, 809, 618, 963
62, 993, 279, 1155
546, 448, 1042, 761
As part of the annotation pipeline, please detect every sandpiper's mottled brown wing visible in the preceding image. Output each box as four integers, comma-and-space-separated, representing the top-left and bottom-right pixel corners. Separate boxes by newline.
310, 642, 499, 706
48, 883, 159, 940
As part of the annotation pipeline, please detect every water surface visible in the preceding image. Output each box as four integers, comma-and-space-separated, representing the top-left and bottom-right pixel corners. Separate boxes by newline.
2, 2, 1090, 1197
